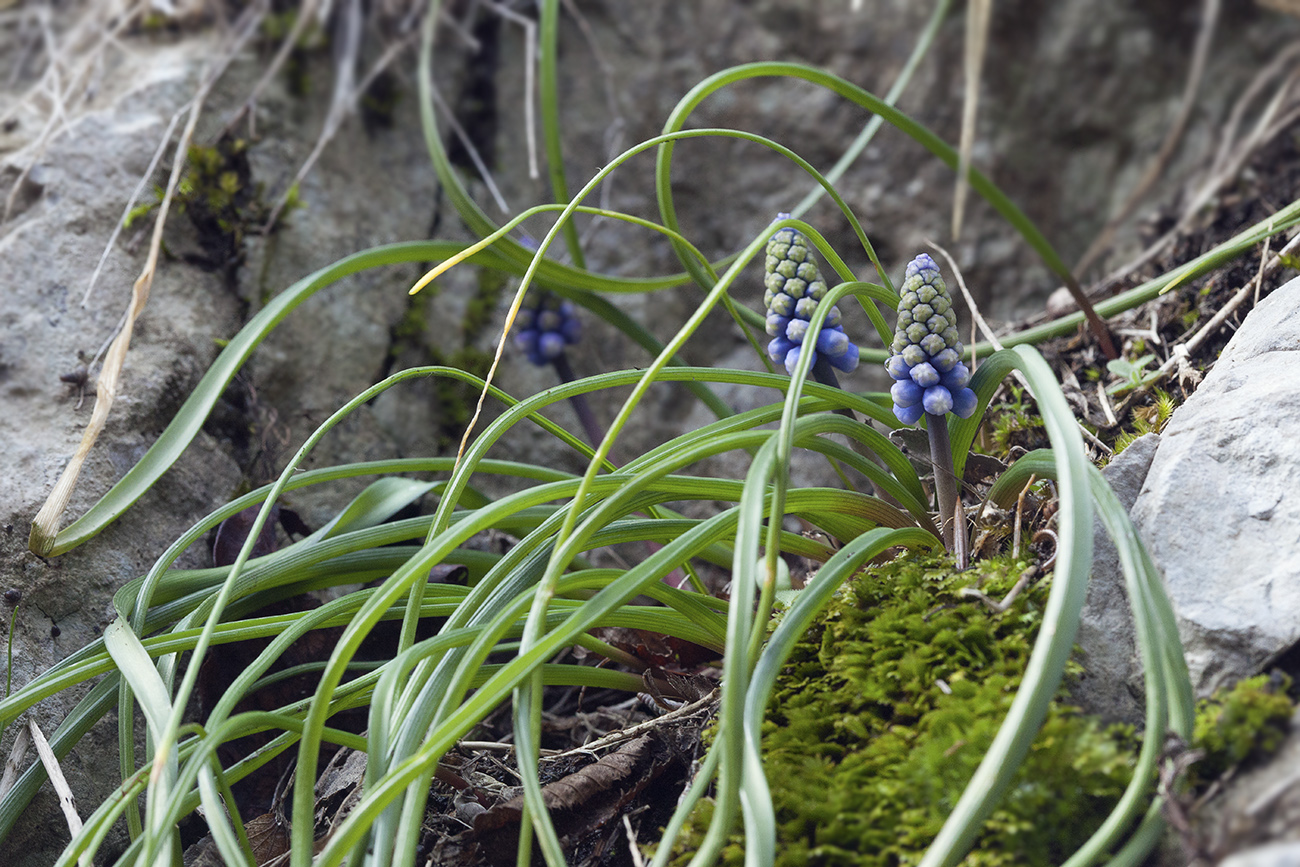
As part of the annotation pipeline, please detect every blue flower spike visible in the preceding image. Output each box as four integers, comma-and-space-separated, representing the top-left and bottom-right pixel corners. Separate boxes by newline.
763, 221, 859, 376
885, 254, 977, 426
887, 253, 976, 561
515, 295, 582, 367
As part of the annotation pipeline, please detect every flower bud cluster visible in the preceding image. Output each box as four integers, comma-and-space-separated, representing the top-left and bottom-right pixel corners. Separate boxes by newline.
515, 295, 581, 366
885, 254, 978, 425
763, 225, 859, 375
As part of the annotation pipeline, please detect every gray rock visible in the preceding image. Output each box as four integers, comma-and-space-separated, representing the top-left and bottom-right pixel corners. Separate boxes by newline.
1162, 706, 1300, 866
1132, 276, 1300, 698
1073, 432, 1161, 722
1220, 843, 1300, 867
0, 42, 246, 866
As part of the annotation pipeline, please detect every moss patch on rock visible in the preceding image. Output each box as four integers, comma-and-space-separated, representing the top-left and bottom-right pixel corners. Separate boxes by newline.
1191, 672, 1294, 784
384, 266, 509, 450
667, 547, 1298, 866
672, 552, 1138, 867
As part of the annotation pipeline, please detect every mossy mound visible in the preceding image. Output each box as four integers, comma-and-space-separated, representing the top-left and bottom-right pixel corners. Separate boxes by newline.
1191, 672, 1294, 784
673, 553, 1138, 867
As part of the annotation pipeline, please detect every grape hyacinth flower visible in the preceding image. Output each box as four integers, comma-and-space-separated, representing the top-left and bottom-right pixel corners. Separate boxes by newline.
763, 223, 859, 377
515, 295, 582, 367
885, 253, 978, 426
886, 253, 977, 560
761, 218, 915, 511
513, 293, 604, 450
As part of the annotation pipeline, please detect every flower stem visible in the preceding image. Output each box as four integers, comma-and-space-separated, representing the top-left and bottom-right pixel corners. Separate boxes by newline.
925, 411, 960, 556
552, 353, 607, 452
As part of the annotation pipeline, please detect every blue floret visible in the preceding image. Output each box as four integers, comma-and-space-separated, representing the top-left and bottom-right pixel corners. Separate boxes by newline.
923, 386, 954, 416
894, 402, 925, 425
886, 354, 912, 381
952, 387, 978, 418
891, 380, 923, 407
940, 362, 970, 391
815, 328, 848, 356
910, 362, 939, 388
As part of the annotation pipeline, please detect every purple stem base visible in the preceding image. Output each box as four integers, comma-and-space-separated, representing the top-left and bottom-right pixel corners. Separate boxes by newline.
553, 353, 607, 454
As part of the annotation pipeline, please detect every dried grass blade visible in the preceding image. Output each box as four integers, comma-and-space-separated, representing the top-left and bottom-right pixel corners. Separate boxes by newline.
29, 93, 203, 555
952, 0, 991, 241
27, 719, 88, 867
28, 4, 266, 554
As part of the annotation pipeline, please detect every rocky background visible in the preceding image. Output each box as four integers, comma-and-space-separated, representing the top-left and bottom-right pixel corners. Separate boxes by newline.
2, 1, 1300, 865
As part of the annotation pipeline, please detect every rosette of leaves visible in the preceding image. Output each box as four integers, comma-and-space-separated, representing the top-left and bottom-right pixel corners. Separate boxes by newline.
885, 254, 977, 425
763, 224, 860, 376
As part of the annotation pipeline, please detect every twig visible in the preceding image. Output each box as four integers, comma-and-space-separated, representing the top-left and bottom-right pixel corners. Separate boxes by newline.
1113, 307, 1163, 346
1245, 762, 1300, 818
427, 77, 512, 214
262, 0, 420, 232
458, 740, 559, 756
1, 7, 39, 88
29, 5, 261, 555
1155, 224, 1300, 381
1207, 41, 1300, 195
1187, 66, 1300, 226
80, 107, 185, 306
222, 0, 320, 136
479, 0, 539, 180
928, 239, 999, 351
561, 0, 627, 248
953, 486, 970, 570
1096, 381, 1117, 428
423, 1, 478, 50
1011, 473, 1035, 561
0, 722, 31, 800
3, 3, 144, 224
1080, 49, 1300, 301
1254, 231, 1270, 308
1073, 0, 1220, 278
624, 814, 647, 867
545, 690, 718, 759
960, 564, 1038, 613
2, 6, 48, 91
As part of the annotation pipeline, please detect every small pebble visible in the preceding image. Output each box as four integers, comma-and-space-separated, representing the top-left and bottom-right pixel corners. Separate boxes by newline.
1045, 286, 1078, 319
